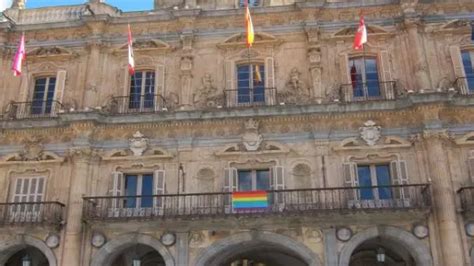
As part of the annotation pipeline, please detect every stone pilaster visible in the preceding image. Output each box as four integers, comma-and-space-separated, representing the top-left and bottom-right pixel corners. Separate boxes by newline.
176, 232, 189, 266
422, 130, 464, 266
61, 148, 98, 266
305, 27, 323, 103
83, 21, 106, 109
179, 32, 194, 110
323, 228, 337, 266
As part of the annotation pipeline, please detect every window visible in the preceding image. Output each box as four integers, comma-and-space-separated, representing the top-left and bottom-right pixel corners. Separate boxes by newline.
461, 51, 474, 92
10, 177, 45, 222
129, 71, 155, 110
349, 57, 381, 99
357, 164, 392, 200
237, 169, 270, 191
237, 63, 265, 104
31, 77, 56, 115
239, 0, 261, 7
124, 174, 154, 208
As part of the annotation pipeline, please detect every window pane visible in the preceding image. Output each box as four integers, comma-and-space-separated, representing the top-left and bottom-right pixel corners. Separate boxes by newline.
237, 65, 251, 103
32, 78, 47, 114
129, 72, 143, 109
253, 64, 265, 102
256, 170, 270, 190
365, 59, 380, 97
357, 166, 373, 200
238, 170, 252, 191
45, 78, 56, 113
141, 174, 153, 208
376, 165, 392, 199
462, 51, 474, 92
350, 59, 364, 97
144, 72, 155, 108
124, 175, 138, 208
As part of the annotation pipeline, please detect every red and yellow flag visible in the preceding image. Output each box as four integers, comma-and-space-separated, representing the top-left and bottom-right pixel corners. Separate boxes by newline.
127, 24, 135, 76
245, 1, 254, 48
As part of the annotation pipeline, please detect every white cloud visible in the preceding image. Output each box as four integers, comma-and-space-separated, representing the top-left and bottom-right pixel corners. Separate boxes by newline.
0, 0, 13, 12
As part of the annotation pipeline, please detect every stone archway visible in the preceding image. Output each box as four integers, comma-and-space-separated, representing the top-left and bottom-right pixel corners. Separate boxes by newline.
338, 226, 433, 266
0, 235, 57, 266
90, 233, 175, 266
194, 231, 322, 266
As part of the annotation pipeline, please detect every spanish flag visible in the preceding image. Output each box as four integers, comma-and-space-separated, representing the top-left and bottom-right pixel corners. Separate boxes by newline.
245, 1, 254, 48
254, 65, 262, 84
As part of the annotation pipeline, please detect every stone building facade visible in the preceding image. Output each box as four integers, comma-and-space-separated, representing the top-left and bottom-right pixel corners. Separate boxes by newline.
0, 0, 473, 265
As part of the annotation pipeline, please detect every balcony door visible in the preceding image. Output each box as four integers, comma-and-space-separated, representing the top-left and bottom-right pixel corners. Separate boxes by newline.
461, 51, 474, 92
129, 71, 155, 110
31, 77, 56, 115
237, 169, 270, 192
349, 57, 381, 99
237, 64, 265, 104
124, 174, 154, 209
10, 177, 45, 222
357, 165, 392, 200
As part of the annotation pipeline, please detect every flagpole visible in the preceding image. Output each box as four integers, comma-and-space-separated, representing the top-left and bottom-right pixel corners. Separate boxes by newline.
246, 0, 252, 105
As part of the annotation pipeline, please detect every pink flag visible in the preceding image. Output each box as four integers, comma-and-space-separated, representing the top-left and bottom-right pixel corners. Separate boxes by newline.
353, 16, 367, 50
127, 24, 135, 76
12, 33, 26, 76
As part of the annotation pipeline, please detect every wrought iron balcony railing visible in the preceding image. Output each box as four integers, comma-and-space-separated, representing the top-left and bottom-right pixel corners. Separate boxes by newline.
224, 87, 277, 108
340, 81, 397, 102
0, 202, 65, 226
454, 77, 474, 95
83, 184, 430, 221
109, 94, 168, 114
4, 100, 63, 120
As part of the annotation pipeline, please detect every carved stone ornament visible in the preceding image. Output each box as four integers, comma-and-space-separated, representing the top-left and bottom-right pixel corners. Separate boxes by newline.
466, 223, 474, 237
129, 131, 148, 156
336, 227, 352, 242
279, 68, 311, 105
91, 232, 106, 248
242, 119, 263, 151
5, 137, 61, 162
193, 73, 223, 108
412, 225, 429, 239
45, 234, 60, 249
360, 120, 382, 146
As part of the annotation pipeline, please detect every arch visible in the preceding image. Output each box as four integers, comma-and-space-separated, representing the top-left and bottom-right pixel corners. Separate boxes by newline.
90, 233, 175, 266
0, 235, 57, 266
195, 231, 322, 266
338, 226, 433, 266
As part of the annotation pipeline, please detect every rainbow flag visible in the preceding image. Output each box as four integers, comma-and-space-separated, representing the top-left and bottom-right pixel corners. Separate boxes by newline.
232, 191, 268, 212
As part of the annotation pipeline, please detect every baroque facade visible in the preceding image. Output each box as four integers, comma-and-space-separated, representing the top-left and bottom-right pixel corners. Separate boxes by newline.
0, 0, 473, 265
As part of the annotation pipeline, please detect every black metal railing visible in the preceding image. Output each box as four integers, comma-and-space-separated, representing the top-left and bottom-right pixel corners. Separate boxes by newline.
340, 81, 397, 102
224, 87, 277, 108
0, 202, 65, 226
454, 77, 474, 95
4, 100, 63, 120
109, 94, 168, 114
458, 186, 474, 212
83, 184, 430, 221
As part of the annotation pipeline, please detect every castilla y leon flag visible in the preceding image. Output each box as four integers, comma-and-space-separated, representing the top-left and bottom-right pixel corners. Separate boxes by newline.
245, 1, 255, 48
353, 15, 367, 50
12, 33, 26, 77
127, 24, 135, 76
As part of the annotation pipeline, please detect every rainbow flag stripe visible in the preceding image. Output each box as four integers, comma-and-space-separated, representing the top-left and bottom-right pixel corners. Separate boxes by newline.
232, 191, 268, 212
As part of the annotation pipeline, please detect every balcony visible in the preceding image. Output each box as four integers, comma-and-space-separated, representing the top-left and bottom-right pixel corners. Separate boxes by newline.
454, 77, 474, 95
0, 202, 65, 227
108, 94, 169, 114
224, 87, 277, 108
340, 81, 397, 102
3, 100, 63, 120
83, 184, 431, 222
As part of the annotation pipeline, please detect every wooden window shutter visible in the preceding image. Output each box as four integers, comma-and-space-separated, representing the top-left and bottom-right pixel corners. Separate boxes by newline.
225, 60, 235, 107
379, 51, 394, 99
469, 151, 474, 183
390, 160, 410, 200
156, 65, 165, 111
265, 57, 275, 89
224, 167, 238, 192
54, 70, 67, 103
339, 54, 352, 102
271, 166, 285, 190
343, 162, 359, 200
154, 170, 166, 208
449, 46, 467, 94
110, 172, 124, 209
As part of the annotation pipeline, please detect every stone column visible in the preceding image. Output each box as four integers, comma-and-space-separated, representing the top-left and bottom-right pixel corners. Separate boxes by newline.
176, 232, 189, 266
61, 148, 96, 266
404, 17, 432, 92
422, 130, 464, 266
323, 228, 337, 266
83, 21, 105, 109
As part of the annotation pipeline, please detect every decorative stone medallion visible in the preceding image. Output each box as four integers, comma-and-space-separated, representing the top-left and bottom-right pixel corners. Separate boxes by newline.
336, 227, 352, 242
45, 234, 60, 248
161, 232, 176, 246
359, 120, 382, 146
466, 223, 474, 237
412, 225, 429, 239
242, 119, 263, 151
91, 232, 106, 248
129, 131, 148, 156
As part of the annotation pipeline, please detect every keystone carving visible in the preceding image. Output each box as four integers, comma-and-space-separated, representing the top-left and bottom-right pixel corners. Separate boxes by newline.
129, 131, 149, 156
360, 120, 382, 146
242, 119, 263, 151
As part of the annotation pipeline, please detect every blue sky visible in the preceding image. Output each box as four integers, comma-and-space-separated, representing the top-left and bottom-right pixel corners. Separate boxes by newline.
25, 0, 154, 11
